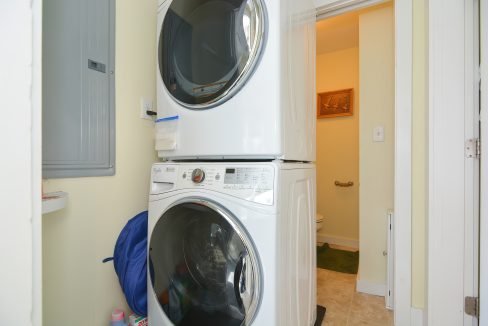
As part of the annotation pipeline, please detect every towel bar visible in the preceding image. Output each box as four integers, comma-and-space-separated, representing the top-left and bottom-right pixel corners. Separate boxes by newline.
334, 181, 354, 187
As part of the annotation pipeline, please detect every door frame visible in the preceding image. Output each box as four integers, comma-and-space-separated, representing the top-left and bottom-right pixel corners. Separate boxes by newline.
479, 0, 487, 324
33, 1, 43, 325
314, 0, 413, 324
0, 1, 42, 325
427, 0, 480, 325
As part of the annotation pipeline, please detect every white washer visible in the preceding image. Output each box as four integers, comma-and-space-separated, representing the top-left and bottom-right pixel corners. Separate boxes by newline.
155, 0, 316, 161
148, 162, 316, 326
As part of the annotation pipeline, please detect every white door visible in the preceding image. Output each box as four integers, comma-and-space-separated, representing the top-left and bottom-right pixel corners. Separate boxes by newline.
479, 0, 488, 323
464, 1, 481, 325
427, 1, 481, 324
0, 1, 42, 325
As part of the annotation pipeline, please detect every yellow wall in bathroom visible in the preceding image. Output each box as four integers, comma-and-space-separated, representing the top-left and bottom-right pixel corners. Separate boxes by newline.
411, 0, 427, 309
316, 4, 394, 289
358, 5, 395, 285
316, 47, 360, 244
42, 1, 158, 325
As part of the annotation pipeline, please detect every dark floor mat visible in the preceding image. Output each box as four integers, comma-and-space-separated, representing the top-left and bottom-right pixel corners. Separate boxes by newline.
314, 305, 326, 326
317, 243, 359, 274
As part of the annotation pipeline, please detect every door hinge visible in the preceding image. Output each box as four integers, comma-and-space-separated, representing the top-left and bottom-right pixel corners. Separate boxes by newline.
465, 296, 479, 318
465, 138, 481, 158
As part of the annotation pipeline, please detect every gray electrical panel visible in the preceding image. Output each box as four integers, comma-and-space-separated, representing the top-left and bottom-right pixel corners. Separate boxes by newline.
42, 0, 115, 178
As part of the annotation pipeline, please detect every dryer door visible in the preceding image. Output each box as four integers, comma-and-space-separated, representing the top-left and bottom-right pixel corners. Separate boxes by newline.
158, 0, 266, 109
149, 199, 262, 325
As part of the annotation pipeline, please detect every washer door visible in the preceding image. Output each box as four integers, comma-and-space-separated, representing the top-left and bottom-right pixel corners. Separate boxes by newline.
159, 0, 266, 109
149, 199, 261, 325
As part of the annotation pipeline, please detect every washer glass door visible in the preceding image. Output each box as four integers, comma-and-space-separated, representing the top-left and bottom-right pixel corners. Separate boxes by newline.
159, 0, 266, 109
149, 200, 261, 325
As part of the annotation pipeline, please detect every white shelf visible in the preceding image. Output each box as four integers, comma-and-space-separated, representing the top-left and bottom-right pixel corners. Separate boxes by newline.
42, 191, 68, 214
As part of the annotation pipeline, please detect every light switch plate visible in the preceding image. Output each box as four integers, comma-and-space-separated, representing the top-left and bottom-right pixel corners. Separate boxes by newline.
373, 126, 385, 142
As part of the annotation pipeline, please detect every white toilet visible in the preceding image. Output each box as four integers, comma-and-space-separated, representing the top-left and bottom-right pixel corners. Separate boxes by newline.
316, 213, 325, 232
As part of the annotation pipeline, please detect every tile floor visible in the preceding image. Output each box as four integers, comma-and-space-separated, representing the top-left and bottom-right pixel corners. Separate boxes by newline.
316, 245, 393, 326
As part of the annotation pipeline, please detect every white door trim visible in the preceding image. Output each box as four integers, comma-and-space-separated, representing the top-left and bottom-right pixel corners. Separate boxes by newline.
393, 1, 413, 325
315, 0, 413, 324
462, 2, 480, 326
393, 0, 413, 324
411, 307, 425, 326
479, 0, 488, 323
32, 0, 43, 325
315, 0, 390, 20
428, 0, 479, 325
0, 1, 42, 325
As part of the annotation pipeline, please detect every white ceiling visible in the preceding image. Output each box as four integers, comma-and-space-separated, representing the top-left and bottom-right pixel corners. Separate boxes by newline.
316, 11, 359, 55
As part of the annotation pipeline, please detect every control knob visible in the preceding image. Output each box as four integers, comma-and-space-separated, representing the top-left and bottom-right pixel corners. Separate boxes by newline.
191, 168, 206, 184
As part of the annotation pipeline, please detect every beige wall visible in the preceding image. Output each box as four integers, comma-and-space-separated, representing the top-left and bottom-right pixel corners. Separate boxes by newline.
316, 47, 360, 243
42, 1, 157, 325
412, 0, 427, 309
358, 6, 394, 285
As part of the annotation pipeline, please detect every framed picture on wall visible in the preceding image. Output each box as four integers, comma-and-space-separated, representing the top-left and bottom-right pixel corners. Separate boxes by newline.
317, 88, 353, 118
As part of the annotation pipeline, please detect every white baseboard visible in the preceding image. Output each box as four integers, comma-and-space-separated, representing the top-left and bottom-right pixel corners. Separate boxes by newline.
411, 307, 424, 326
356, 279, 386, 297
317, 233, 359, 249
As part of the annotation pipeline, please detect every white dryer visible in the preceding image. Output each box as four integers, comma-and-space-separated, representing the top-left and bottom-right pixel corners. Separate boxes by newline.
155, 0, 316, 161
148, 162, 316, 325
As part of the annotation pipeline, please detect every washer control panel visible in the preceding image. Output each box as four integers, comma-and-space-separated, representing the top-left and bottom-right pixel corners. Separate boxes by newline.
151, 164, 275, 205
223, 167, 274, 191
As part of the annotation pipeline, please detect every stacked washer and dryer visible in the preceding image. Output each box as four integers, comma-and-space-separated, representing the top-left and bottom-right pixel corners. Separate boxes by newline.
149, 0, 317, 325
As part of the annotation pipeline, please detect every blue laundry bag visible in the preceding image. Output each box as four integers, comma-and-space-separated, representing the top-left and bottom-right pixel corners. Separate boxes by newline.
104, 211, 148, 317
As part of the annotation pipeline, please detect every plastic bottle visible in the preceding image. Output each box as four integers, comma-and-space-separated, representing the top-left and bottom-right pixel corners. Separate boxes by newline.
111, 309, 127, 326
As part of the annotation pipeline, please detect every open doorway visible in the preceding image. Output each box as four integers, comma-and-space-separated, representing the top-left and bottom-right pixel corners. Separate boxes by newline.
314, 3, 394, 325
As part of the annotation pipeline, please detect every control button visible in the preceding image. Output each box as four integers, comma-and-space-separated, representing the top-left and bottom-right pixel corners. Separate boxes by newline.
191, 168, 206, 184
182, 173, 187, 179
215, 174, 221, 181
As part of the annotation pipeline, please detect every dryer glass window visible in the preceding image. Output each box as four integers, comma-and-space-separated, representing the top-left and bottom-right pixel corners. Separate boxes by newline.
159, 0, 266, 109
149, 201, 261, 325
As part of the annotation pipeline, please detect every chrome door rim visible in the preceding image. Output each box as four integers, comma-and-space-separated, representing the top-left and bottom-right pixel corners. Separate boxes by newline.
151, 196, 263, 325
160, 0, 267, 110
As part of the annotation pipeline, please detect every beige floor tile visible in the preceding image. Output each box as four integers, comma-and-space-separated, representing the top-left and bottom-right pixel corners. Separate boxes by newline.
317, 267, 330, 281
349, 293, 393, 325
316, 268, 393, 326
320, 302, 349, 326
327, 270, 357, 283
347, 316, 391, 326
318, 291, 351, 311
317, 274, 354, 307
320, 286, 354, 307
347, 311, 393, 326
323, 317, 349, 326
